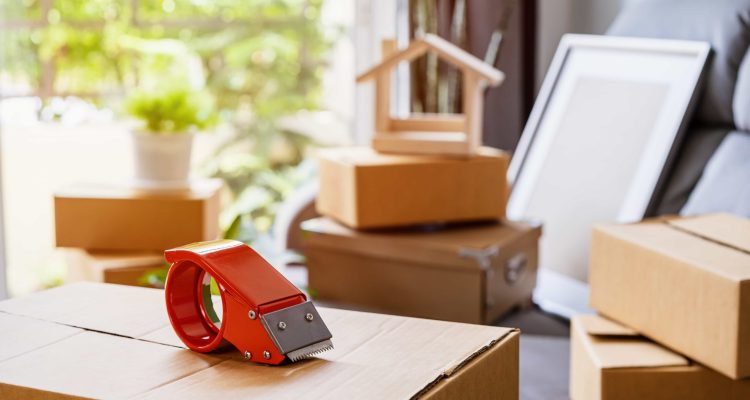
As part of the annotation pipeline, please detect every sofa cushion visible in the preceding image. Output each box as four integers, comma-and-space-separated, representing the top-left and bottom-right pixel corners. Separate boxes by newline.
734, 50, 750, 130
653, 126, 729, 215
608, 0, 750, 126
681, 131, 750, 217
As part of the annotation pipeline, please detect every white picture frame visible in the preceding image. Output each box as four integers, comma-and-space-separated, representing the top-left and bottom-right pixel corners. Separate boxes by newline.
507, 34, 710, 317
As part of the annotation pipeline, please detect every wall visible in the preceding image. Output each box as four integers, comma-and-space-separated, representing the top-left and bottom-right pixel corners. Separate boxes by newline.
536, 0, 631, 90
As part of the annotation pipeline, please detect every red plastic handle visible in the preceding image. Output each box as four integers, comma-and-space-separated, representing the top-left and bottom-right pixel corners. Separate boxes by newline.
164, 240, 306, 364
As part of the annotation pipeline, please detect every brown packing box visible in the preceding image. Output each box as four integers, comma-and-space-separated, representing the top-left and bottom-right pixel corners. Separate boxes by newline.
0, 282, 519, 399
302, 217, 540, 324
570, 315, 750, 400
589, 213, 750, 379
316, 146, 508, 229
62, 248, 167, 287
54, 179, 222, 251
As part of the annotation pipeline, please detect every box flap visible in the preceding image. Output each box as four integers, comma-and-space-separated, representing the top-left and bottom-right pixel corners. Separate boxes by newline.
317, 146, 507, 167
84, 251, 165, 269
63, 248, 165, 271
0, 283, 518, 399
573, 316, 689, 369
0, 282, 170, 338
55, 179, 222, 200
577, 314, 638, 337
666, 213, 750, 254
0, 331, 220, 399
303, 217, 540, 271
136, 321, 518, 400
596, 216, 750, 281
0, 313, 82, 362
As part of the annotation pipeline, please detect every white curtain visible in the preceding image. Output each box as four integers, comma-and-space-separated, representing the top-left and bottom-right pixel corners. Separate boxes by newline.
0, 146, 7, 299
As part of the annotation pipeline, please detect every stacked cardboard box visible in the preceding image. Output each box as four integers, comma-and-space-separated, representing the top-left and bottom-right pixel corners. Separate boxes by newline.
303, 35, 537, 325
307, 146, 540, 324
303, 217, 540, 324
54, 180, 222, 286
316, 146, 509, 229
308, 81, 541, 324
572, 213, 750, 399
302, 152, 541, 323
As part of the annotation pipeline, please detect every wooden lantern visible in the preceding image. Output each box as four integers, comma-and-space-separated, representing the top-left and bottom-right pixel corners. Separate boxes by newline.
356, 34, 504, 157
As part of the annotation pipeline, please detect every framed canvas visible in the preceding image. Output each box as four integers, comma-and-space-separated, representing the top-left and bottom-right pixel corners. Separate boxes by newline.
507, 34, 710, 315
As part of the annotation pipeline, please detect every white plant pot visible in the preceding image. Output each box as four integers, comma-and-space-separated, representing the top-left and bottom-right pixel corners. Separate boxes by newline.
132, 131, 194, 188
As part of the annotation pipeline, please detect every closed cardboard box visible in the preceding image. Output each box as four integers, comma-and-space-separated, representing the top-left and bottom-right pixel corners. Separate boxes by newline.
63, 248, 166, 287
570, 315, 750, 400
589, 213, 750, 379
0, 282, 520, 399
302, 217, 540, 324
316, 146, 508, 229
55, 180, 222, 251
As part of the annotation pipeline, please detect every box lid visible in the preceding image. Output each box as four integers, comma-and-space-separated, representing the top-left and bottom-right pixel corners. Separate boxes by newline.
575, 315, 688, 370
666, 213, 750, 254
0, 330, 221, 399
596, 213, 750, 281
54, 179, 222, 200
63, 248, 166, 270
0, 283, 518, 399
0, 313, 82, 362
317, 146, 507, 167
302, 217, 541, 271
0, 282, 169, 338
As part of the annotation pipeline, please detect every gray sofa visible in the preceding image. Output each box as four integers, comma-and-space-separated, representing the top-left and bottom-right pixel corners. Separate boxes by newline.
608, 0, 750, 217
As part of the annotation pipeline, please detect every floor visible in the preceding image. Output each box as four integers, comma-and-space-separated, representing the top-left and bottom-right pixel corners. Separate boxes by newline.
498, 308, 570, 400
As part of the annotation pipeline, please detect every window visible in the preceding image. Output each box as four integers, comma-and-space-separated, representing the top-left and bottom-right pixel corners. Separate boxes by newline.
0, 0, 356, 296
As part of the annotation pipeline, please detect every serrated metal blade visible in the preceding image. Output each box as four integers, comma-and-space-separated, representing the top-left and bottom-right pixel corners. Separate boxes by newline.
260, 301, 333, 363
286, 339, 334, 362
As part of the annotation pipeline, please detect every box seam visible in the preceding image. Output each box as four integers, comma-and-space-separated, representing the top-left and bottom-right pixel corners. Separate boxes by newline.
125, 359, 228, 399
409, 328, 519, 399
0, 313, 84, 364
663, 219, 750, 257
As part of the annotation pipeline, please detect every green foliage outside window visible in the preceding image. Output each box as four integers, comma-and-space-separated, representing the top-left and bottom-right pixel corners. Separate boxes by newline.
125, 82, 217, 134
1, 0, 338, 251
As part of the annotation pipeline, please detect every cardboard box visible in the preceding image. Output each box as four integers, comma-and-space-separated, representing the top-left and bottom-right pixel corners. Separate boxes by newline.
316, 146, 509, 229
589, 213, 750, 379
0, 282, 519, 399
570, 315, 750, 400
62, 248, 167, 287
54, 179, 222, 251
302, 217, 540, 324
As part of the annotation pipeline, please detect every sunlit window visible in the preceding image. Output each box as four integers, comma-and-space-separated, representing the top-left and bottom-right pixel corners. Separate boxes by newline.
0, 0, 355, 295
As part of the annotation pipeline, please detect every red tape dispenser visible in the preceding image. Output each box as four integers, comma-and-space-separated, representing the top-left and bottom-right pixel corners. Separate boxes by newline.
164, 240, 333, 364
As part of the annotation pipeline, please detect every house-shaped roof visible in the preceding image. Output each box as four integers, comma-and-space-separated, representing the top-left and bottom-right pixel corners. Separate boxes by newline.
356, 34, 504, 85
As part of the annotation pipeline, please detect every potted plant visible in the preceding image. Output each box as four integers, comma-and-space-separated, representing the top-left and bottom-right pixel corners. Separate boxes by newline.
125, 83, 216, 187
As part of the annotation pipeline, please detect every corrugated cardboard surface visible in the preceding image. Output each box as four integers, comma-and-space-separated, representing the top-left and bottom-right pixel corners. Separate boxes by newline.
569, 315, 750, 400
54, 180, 222, 251
62, 248, 166, 287
0, 283, 519, 399
303, 218, 540, 324
316, 146, 508, 229
589, 213, 750, 379
0, 330, 221, 400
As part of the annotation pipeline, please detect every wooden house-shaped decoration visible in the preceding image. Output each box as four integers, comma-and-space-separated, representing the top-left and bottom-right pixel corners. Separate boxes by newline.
357, 34, 505, 156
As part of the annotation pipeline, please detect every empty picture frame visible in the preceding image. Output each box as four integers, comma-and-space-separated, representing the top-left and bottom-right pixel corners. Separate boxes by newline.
507, 34, 710, 288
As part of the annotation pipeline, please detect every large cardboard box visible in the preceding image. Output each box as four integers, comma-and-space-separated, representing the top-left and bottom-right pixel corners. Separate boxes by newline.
62, 248, 167, 287
302, 217, 540, 324
589, 213, 750, 379
0, 282, 520, 399
316, 146, 509, 229
570, 315, 750, 400
54, 180, 222, 251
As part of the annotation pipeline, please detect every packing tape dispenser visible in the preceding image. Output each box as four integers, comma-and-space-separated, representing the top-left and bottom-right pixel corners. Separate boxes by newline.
164, 240, 333, 364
